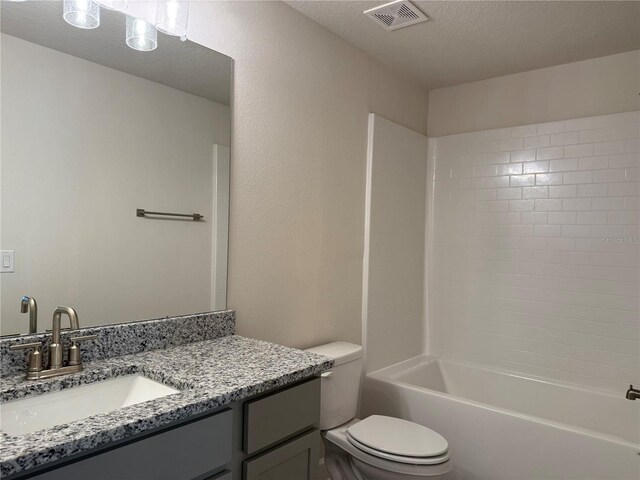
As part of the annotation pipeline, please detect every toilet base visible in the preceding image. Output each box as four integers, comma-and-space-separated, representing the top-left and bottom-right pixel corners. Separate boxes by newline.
324, 440, 363, 480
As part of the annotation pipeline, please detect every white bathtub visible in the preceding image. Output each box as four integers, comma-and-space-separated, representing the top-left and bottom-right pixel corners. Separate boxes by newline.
360, 355, 640, 480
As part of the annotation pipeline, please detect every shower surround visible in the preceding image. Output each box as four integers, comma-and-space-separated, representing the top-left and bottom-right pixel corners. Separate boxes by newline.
361, 111, 640, 479
428, 110, 639, 393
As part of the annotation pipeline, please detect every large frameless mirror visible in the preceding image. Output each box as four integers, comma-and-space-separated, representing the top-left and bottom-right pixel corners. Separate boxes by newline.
1, 1, 232, 335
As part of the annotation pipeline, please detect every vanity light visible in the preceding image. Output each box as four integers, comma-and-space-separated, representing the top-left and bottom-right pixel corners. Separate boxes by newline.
95, 0, 127, 11
155, 0, 189, 38
126, 16, 158, 52
63, 0, 100, 29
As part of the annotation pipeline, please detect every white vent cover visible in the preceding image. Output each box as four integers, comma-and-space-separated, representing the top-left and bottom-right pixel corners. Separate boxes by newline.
364, 0, 429, 31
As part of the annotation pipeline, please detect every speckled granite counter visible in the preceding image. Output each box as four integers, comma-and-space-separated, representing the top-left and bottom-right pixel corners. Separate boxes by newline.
1, 311, 236, 377
0, 335, 333, 477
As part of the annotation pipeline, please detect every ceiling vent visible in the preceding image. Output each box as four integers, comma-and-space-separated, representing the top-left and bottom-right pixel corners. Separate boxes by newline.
364, 0, 429, 31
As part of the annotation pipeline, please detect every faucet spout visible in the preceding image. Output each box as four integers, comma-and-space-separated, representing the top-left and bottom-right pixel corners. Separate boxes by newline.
626, 385, 640, 401
20, 296, 38, 334
49, 306, 80, 369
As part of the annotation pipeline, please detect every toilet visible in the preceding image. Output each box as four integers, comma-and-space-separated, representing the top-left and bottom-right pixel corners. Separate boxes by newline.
307, 342, 452, 480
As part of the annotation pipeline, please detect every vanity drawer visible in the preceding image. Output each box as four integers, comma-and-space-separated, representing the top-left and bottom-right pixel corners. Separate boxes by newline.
28, 409, 233, 480
243, 429, 320, 480
243, 377, 320, 455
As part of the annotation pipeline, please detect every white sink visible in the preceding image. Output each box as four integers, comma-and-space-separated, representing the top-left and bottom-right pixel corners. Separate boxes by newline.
0, 374, 179, 436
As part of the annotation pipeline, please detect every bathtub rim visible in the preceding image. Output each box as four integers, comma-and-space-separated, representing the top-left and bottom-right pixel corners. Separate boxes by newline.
366, 354, 639, 449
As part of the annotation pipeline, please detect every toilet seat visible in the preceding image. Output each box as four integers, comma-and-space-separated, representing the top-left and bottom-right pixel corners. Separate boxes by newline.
324, 420, 452, 478
346, 432, 450, 465
346, 415, 449, 465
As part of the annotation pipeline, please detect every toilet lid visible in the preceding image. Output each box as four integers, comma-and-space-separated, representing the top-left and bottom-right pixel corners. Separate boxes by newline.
346, 432, 450, 465
346, 415, 448, 458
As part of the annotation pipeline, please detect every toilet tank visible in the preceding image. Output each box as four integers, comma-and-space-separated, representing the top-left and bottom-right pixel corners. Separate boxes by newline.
306, 342, 363, 430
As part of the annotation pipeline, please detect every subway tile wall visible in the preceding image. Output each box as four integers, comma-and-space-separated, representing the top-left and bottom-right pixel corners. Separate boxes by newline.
429, 111, 639, 393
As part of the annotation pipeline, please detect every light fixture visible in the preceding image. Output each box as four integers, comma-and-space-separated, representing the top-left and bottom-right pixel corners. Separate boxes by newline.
63, 0, 100, 29
95, 0, 127, 11
155, 0, 189, 38
126, 16, 158, 52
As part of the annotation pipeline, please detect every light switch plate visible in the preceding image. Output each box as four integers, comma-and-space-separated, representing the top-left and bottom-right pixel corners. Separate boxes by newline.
1, 250, 15, 273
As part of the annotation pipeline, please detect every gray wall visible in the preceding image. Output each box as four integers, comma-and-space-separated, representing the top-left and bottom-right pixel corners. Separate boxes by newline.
173, 1, 430, 348
428, 50, 640, 136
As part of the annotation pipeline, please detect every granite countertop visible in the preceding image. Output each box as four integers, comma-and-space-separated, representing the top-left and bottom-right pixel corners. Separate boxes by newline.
0, 335, 333, 477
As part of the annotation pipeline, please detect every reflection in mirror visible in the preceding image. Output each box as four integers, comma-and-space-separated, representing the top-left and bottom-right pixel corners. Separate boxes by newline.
0, 1, 232, 335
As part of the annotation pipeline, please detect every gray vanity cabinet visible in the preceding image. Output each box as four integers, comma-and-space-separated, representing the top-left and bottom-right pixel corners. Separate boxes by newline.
241, 378, 321, 480
243, 430, 320, 480
28, 409, 233, 480
205, 471, 232, 480
243, 377, 320, 455
17, 377, 322, 480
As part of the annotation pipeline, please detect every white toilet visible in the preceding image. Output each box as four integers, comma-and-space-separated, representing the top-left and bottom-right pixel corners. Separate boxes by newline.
307, 342, 452, 480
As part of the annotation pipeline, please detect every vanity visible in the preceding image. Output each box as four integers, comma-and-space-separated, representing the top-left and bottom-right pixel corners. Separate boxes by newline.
0, 312, 333, 480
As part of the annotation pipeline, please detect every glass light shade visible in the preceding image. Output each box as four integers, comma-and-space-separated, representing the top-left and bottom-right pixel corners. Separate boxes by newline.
155, 0, 189, 38
126, 16, 157, 52
63, 0, 100, 29
95, 0, 127, 11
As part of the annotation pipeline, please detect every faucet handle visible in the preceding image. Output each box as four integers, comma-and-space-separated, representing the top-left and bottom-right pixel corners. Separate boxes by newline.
68, 335, 98, 366
70, 335, 98, 343
9, 342, 42, 351
9, 342, 44, 373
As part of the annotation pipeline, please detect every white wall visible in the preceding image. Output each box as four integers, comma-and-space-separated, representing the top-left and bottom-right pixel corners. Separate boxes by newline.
1, 34, 230, 334
131, 0, 428, 348
363, 114, 429, 372
428, 111, 640, 392
428, 50, 640, 137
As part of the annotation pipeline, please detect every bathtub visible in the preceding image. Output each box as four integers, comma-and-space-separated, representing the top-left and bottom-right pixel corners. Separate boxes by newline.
360, 355, 640, 480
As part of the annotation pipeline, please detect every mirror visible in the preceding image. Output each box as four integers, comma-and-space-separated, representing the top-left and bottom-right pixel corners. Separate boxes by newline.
0, 1, 232, 335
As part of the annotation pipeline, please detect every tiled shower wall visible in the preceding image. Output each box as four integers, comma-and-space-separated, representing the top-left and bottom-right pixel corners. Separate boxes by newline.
429, 111, 639, 393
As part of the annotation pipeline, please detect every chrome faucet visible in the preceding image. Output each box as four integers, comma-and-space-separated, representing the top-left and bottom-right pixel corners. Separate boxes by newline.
626, 385, 640, 400
20, 296, 38, 334
10, 306, 96, 380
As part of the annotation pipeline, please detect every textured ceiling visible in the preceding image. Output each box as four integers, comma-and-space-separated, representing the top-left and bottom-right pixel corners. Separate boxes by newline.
286, 1, 640, 90
1, 1, 232, 105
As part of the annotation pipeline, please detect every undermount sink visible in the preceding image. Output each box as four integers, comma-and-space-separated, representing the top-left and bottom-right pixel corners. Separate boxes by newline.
0, 374, 180, 436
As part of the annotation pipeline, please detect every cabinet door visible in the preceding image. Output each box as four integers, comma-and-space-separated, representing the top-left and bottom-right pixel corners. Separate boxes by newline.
28, 409, 233, 480
243, 429, 320, 480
